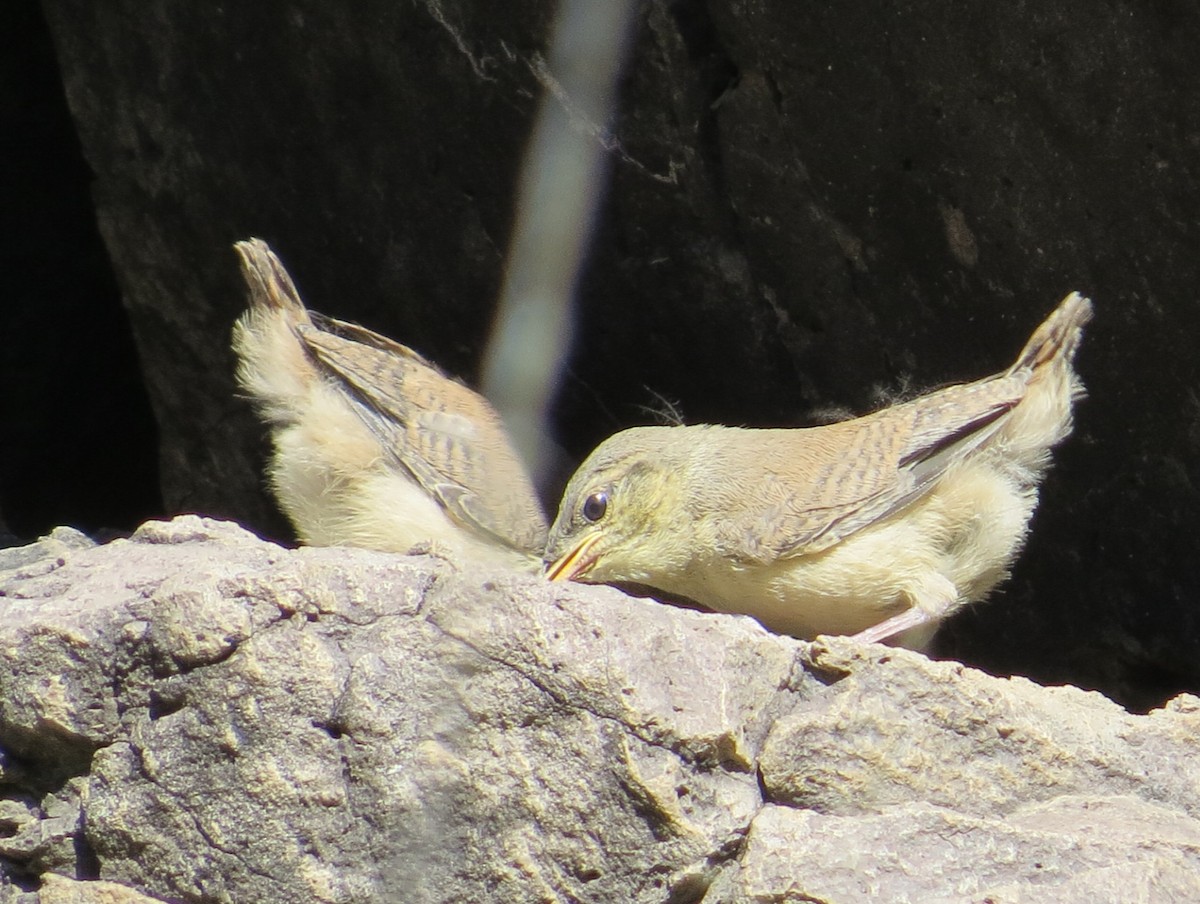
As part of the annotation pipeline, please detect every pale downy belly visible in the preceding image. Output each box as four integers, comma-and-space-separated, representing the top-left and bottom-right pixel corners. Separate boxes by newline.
665, 455, 1038, 642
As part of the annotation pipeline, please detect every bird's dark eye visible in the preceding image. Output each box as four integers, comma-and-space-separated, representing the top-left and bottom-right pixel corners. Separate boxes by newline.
581, 491, 608, 523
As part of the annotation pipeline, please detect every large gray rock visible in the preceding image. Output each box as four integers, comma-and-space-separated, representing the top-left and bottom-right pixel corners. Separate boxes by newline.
2, 517, 1199, 902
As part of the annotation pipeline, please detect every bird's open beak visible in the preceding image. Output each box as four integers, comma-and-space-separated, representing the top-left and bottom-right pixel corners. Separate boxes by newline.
545, 533, 602, 582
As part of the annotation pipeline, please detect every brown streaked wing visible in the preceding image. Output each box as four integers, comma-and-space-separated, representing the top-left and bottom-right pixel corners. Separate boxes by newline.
721, 374, 1028, 563
297, 321, 548, 554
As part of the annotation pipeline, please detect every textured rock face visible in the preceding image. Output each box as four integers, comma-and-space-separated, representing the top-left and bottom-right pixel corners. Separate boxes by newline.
2, 517, 1200, 902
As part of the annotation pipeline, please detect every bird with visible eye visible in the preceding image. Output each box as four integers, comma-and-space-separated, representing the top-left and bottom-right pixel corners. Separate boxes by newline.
545, 293, 1092, 649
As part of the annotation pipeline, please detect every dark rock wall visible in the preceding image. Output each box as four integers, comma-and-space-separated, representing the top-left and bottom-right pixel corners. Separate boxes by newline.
9, 0, 1200, 708
1, 1, 161, 541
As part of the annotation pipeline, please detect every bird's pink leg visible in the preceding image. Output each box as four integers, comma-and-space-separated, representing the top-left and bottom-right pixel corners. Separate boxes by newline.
850, 575, 959, 645
850, 607, 937, 645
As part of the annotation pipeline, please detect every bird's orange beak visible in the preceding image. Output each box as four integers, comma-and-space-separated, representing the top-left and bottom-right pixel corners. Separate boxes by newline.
545, 533, 602, 582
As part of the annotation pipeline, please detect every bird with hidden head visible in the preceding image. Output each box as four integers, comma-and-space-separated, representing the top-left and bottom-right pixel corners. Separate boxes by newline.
545, 293, 1093, 649
231, 237, 548, 572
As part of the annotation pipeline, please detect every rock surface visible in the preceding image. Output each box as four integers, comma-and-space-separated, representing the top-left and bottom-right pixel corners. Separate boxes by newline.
2, 516, 1199, 902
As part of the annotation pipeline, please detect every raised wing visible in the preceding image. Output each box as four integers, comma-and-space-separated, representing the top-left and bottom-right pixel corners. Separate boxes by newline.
714, 374, 1027, 563
297, 318, 549, 555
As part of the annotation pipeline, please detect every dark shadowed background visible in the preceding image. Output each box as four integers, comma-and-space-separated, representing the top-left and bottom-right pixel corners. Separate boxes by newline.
4, 0, 1198, 710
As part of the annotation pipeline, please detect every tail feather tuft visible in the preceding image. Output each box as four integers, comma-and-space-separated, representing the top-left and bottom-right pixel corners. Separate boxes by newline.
1010, 291, 1093, 375
234, 238, 308, 320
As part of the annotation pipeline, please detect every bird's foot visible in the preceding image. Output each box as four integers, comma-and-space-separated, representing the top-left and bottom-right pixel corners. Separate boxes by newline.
406, 539, 461, 571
